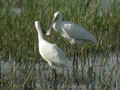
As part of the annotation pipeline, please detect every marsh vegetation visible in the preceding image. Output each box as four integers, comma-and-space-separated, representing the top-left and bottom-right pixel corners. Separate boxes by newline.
0, 0, 120, 90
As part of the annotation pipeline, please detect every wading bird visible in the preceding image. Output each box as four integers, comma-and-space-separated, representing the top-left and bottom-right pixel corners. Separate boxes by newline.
46, 11, 97, 69
34, 21, 71, 79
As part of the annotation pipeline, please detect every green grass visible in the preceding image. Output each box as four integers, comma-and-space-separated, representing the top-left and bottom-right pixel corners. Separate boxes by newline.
0, 0, 120, 59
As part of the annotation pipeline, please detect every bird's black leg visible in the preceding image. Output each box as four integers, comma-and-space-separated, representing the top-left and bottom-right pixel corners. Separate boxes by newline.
72, 50, 80, 85
49, 68, 57, 81
76, 51, 79, 70
52, 68, 57, 81
72, 48, 79, 72
73, 51, 76, 67
49, 68, 57, 90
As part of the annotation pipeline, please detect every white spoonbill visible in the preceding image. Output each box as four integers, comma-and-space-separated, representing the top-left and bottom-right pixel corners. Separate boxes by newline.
34, 21, 71, 79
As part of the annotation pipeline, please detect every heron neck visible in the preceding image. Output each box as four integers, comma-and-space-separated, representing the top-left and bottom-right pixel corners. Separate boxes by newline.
56, 16, 62, 22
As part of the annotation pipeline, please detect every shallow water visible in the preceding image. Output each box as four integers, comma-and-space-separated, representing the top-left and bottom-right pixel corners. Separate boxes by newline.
0, 52, 120, 90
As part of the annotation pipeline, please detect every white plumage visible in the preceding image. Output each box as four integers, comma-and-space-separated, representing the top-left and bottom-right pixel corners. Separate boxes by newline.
46, 11, 97, 45
34, 21, 71, 68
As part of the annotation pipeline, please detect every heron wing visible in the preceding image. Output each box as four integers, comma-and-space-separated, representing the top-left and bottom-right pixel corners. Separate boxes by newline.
61, 21, 97, 43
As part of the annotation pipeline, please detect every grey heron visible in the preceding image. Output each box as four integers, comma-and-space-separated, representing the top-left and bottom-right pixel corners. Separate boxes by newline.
46, 11, 97, 69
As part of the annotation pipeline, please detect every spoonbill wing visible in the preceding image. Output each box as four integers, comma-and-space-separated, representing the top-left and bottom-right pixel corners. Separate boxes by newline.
40, 41, 69, 67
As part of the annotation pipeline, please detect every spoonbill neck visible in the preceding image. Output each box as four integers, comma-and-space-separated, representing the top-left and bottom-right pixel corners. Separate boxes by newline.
34, 21, 44, 40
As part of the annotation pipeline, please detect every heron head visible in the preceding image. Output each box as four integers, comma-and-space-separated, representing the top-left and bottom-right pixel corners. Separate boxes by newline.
53, 11, 62, 22
46, 11, 62, 36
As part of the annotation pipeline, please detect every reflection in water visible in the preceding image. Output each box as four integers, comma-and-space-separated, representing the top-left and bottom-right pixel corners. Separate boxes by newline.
0, 53, 120, 89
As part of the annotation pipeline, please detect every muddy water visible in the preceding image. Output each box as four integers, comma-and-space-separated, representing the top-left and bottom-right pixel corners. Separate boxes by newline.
0, 53, 120, 90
